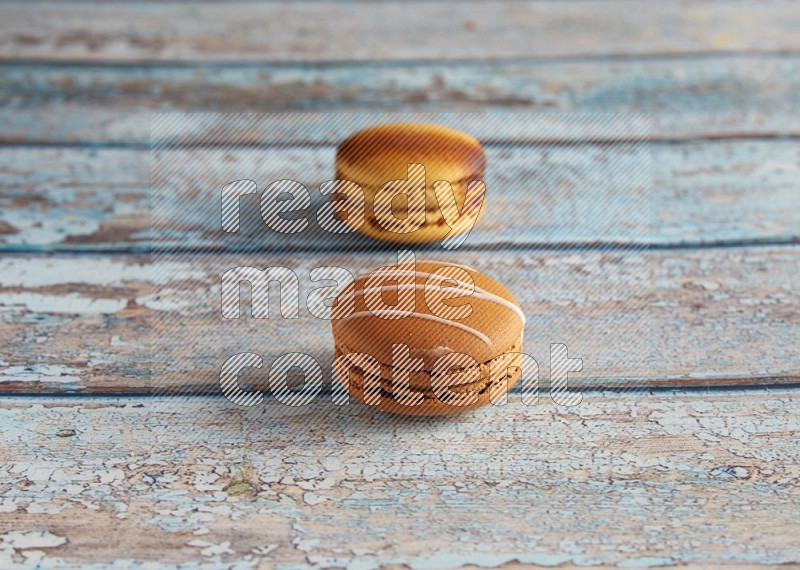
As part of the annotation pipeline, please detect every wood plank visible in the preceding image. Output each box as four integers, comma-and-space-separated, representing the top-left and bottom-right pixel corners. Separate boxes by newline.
2, 140, 798, 253
2, 55, 799, 145
1, 389, 798, 567
0, 246, 797, 394
2, 1, 799, 63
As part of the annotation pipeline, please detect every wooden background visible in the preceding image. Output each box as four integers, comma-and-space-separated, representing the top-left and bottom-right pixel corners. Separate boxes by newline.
0, 2, 798, 568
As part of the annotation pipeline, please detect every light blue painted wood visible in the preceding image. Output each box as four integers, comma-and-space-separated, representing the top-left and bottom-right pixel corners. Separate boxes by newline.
3, 1, 799, 64
1, 56, 799, 144
1, 140, 798, 253
0, 246, 797, 393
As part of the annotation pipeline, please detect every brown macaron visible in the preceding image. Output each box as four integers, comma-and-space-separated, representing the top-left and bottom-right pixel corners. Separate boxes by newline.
330, 259, 525, 415
335, 122, 487, 244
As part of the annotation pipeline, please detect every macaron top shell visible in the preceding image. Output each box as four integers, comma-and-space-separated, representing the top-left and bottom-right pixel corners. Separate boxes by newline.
331, 261, 524, 368
335, 122, 486, 190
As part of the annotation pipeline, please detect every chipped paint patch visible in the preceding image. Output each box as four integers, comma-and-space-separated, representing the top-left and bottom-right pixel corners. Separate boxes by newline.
0, 292, 127, 314
0, 258, 202, 288
406, 552, 575, 569
617, 556, 676, 568
0, 530, 68, 550
0, 365, 82, 384
186, 540, 235, 557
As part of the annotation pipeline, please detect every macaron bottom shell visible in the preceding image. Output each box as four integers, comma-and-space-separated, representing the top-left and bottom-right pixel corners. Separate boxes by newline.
332, 343, 524, 416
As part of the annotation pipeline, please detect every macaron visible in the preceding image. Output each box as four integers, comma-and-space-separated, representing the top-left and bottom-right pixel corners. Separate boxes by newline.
330, 260, 525, 415
334, 122, 486, 245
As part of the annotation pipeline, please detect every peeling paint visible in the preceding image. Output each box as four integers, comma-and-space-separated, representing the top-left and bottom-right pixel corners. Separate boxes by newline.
0, 365, 82, 384
0, 292, 127, 315
0, 392, 798, 567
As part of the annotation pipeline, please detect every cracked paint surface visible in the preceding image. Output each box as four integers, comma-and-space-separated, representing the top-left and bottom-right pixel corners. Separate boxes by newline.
1, 390, 798, 569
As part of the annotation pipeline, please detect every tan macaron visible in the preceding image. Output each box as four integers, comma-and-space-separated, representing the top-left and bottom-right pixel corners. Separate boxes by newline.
335, 122, 487, 244
331, 260, 525, 415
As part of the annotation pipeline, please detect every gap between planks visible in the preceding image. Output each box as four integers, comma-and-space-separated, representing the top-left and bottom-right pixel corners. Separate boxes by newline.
4, 49, 800, 69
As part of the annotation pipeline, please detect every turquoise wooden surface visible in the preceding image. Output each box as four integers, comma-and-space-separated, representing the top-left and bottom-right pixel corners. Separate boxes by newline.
1, 140, 799, 252
0, 2, 799, 568
2, 246, 797, 395
2, 56, 800, 145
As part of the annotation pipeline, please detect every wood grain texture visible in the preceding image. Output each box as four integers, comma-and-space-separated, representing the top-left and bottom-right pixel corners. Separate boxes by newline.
2, 140, 799, 253
2, 1, 799, 63
0, 246, 797, 394
1, 389, 798, 568
2, 55, 799, 145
